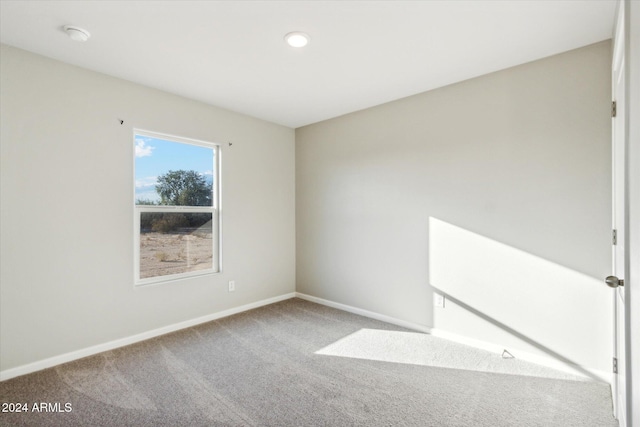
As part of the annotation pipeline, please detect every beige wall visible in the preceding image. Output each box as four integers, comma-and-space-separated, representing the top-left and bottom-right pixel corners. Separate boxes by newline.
1, 40, 615, 378
0, 45, 295, 372
296, 41, 613, 374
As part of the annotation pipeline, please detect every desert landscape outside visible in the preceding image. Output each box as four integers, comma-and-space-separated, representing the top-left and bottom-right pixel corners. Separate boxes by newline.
139, 215, 214, 279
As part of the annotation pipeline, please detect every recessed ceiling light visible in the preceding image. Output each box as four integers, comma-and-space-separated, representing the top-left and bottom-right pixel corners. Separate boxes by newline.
284, 32, 310, 48
63, 25, 91, 42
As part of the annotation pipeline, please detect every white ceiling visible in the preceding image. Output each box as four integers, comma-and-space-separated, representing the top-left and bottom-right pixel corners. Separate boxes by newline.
0, 0, 616, 128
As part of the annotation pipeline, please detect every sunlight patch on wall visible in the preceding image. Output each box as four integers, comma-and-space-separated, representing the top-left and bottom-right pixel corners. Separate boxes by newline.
428, 217, 612, 374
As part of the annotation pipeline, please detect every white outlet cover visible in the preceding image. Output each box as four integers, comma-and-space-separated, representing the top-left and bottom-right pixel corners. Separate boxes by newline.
434, 294, 445, 308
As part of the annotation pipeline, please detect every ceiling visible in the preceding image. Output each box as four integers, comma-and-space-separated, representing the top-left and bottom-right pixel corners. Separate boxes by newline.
0, 0, 616, 128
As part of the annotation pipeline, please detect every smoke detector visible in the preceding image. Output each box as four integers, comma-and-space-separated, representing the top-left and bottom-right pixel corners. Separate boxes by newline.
63, 25, 90, 42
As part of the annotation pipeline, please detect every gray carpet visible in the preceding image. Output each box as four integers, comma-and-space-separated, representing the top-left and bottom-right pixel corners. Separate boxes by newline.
0, 298, 617, 426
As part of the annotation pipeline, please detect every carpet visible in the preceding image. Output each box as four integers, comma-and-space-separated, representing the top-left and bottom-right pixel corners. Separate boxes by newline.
0, 298, 617, 426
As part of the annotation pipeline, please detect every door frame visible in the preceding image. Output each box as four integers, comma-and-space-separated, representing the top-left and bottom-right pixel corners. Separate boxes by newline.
612, 1, 638, 426
624, 1, 639, 425
611, 1, 627, 422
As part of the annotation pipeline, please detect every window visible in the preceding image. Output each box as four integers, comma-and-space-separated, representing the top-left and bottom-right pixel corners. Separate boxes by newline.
134, 130, 220, 285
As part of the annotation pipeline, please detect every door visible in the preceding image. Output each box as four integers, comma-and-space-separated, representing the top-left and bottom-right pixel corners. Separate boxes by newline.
610, 2, 628, 425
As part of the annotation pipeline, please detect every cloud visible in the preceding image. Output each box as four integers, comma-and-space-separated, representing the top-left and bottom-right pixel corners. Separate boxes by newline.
135, 176, 160, 202
135, 139, 155, 158
135, 176, 157, 190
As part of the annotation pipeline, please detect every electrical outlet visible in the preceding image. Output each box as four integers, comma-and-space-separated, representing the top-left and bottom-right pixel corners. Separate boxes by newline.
434, 294, 445, 308
228, 280, 235, 292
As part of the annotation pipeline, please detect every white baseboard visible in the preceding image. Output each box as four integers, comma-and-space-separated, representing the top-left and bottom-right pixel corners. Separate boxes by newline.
2, 291, 611, 385
295, 292, 611, 384
0, 292, 296, 382
429, 328, 611, 384
295, 292, 432, 333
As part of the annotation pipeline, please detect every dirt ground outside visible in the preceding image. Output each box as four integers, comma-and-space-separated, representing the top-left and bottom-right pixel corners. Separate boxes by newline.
140, 230, 214, 279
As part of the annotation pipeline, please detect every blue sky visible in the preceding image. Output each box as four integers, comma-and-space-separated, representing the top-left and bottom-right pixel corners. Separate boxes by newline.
134, 134, 215, 203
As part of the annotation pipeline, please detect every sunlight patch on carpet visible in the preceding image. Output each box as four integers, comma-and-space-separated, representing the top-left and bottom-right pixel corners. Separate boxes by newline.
315, 328, 586, 381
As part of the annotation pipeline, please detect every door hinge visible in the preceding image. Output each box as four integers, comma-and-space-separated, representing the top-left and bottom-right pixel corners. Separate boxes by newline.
613, 229, 618, 245
612, 101, 617, 118
613, 357, 618, 374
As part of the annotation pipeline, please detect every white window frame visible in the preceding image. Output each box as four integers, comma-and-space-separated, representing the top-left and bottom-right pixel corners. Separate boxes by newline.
133, 129, 221, 286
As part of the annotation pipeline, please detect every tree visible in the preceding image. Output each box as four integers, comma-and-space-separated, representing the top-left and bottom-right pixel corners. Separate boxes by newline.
155, 170, 212, 206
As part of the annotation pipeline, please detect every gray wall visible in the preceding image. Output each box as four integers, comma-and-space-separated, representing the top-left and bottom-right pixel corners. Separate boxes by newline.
296, 41, 613, 374
0, 45, 296, 372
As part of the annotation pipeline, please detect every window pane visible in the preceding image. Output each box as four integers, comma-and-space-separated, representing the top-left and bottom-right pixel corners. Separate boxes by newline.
135, 135, 215, 207
139, 212, 215, 279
